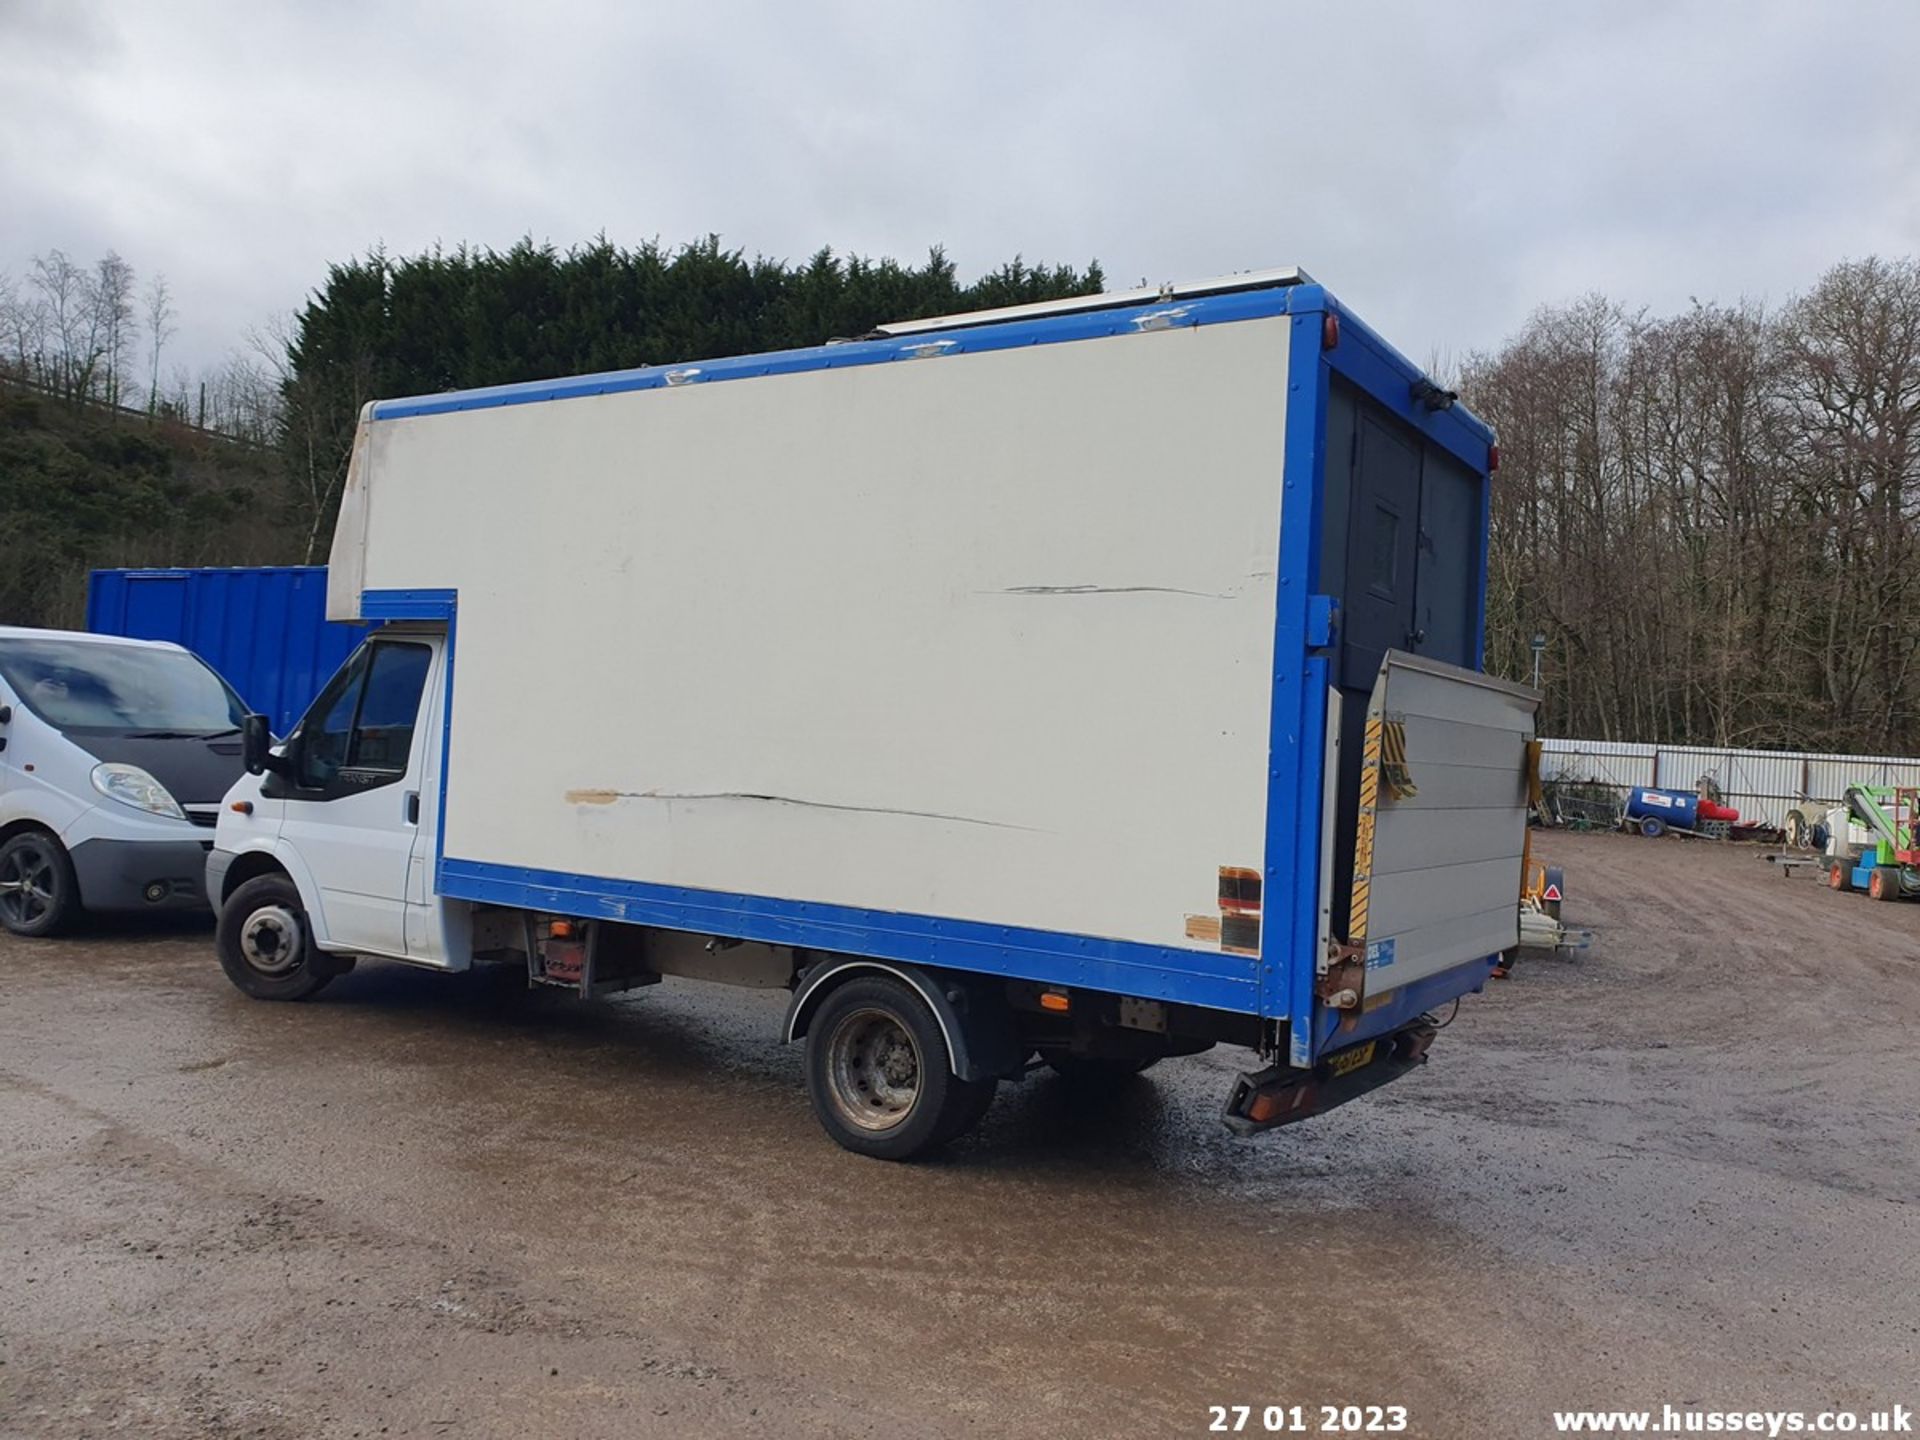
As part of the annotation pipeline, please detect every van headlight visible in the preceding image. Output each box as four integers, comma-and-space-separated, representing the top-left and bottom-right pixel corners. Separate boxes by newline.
90, 763, 187, 821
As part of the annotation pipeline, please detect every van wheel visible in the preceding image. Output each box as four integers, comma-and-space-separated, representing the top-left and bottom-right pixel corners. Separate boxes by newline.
804, 975, 984, 1160
0, 830, 77, 937
217, 874, 339, 1001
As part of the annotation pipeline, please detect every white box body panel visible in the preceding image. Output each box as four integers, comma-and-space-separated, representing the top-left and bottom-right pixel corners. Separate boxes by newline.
337, 318, 1292, 952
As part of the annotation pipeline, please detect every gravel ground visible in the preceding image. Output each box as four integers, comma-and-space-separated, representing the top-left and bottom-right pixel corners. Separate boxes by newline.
1, 830, 1915, 1438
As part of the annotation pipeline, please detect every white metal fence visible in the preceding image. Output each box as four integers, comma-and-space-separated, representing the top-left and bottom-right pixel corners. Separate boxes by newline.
1540, 739, 1920, 828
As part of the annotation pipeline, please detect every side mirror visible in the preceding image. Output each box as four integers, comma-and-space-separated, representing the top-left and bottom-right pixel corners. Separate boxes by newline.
241, 713, 284, 776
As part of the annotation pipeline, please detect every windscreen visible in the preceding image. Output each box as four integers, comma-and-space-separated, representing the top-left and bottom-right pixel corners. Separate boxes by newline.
0, 637, 245, 735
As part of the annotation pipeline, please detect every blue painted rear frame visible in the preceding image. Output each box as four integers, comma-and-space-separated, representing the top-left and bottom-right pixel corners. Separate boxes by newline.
358, 279, 1498, 1063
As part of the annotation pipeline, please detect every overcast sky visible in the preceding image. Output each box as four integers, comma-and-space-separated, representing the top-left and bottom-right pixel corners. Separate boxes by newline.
4, 0, 1916, 381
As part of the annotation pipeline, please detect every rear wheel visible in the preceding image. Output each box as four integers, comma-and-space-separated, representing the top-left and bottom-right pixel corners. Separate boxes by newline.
0, 830, 78, 937
803, 975, 983, 1160
216, 873, 340, 1000
1828, 859, 1848, 891
1869, 866, 1900, 902
935, 1073, 1000, 1146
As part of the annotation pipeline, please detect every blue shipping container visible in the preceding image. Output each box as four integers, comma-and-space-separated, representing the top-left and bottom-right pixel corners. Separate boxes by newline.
86, 566, 363, 734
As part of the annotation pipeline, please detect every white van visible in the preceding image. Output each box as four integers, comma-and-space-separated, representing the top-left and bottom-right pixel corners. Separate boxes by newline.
0, 626, 250, 935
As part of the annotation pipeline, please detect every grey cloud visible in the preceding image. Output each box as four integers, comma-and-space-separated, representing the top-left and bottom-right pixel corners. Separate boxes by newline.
2, 0, 1915, 378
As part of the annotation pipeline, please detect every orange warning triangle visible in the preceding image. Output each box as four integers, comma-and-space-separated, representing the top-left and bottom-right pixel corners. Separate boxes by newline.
1541, 883, 1562, 901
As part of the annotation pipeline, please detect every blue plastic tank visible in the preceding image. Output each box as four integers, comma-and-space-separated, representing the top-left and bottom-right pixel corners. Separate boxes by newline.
1625, 787, 1699, 834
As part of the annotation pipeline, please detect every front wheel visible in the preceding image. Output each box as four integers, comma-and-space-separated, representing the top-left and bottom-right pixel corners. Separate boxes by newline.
0, 829, 78, 937
1869, 866, 1900, 902
216, 873, 340, 1000
803, 975, 988, 1160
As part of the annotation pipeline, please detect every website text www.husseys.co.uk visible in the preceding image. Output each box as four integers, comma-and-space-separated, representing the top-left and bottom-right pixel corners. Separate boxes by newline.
1551, 1405, 1910, 1435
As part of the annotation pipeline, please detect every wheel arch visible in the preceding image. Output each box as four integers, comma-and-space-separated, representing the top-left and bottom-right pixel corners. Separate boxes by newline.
219, 848, 292, 905
783, 957, 1020, 1083
216, 843, 331, 945
0, 817, 64, 847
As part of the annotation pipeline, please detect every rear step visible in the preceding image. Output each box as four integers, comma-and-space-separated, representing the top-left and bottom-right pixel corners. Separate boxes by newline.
1222, 1023, 1436, 1135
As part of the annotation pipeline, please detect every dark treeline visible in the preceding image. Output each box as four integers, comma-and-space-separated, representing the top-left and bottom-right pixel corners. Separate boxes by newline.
280, 237, 1104, 560
1465, 256, 1920, 754
8, 234, 1918, 756
0, 238, 1100, 626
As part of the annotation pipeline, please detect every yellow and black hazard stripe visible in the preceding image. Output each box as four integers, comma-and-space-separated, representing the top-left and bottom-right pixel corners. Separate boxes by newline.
1348, 714, 1383, 944
1380, 717, 1417, 800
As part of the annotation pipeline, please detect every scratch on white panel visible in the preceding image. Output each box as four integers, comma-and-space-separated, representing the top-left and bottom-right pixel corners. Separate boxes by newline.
989, 584, 1233, 599
564, 788, 1040, 831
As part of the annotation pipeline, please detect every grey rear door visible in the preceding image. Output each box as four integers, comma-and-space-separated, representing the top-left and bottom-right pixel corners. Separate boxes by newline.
1339, 410, 1422, 688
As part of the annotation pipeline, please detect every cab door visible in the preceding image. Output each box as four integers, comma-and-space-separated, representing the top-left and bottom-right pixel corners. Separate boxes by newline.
268, 636, 437, 959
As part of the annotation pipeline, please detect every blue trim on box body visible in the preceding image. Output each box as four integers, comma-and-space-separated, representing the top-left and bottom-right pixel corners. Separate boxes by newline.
1319, 298, 1495, 469
356, 589, 459, 938
1264, 298, 1334, 1064
359, 588, 456, 621
369, 288, 1301, 424
357, 279, 1505, 1051
437, 858, 1263, 1013
364, 280, 1495, 476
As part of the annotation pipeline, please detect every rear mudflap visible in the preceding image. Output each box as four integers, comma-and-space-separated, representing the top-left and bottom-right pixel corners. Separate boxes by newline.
1222, 1022, 1436, 1136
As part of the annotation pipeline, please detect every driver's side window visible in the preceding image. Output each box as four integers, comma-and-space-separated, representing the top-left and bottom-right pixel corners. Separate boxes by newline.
293, 647, 372, 791
280, 641, 431, 797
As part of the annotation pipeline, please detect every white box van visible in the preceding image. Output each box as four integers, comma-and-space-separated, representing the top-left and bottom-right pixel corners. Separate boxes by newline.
209, 269, 1538, 1159
0, 627, 249, 934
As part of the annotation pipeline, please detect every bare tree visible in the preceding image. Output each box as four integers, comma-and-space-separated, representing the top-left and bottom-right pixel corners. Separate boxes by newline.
94, 251, 136, 409
142, 272, 175, 415
250, 312, 355, 560
1467, 255, 1920, 753
26, 249, 101, 400
0, 272, 20, 377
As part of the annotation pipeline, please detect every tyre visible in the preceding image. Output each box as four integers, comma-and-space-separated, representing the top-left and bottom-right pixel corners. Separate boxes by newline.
1045, 1054, 1158, 1086
1639, 816, 1667, 838
216, 873, 339, 1001
1828, 859, 1847, 891
803, 975, 980, 1160
0, 829, 78, 937
935, 1074, 1000, 1146
1869, 866, 1899, 902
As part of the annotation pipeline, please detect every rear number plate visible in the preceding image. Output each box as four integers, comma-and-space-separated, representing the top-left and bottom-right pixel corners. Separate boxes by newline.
1327, 1041, 1376, 1077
